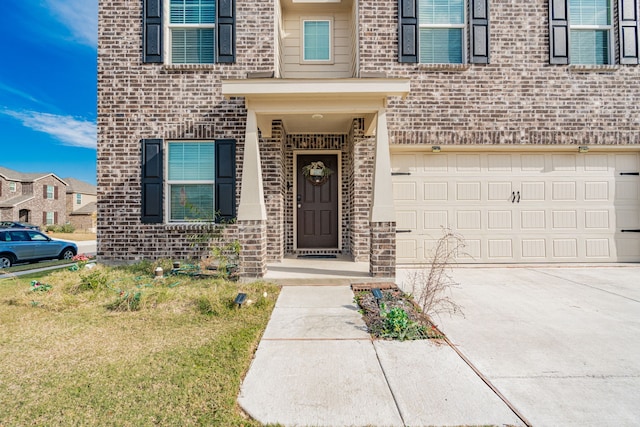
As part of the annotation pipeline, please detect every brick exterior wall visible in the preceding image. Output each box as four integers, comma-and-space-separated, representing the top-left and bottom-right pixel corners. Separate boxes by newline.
358, 0, 640, 147
98, 0, 275, 263
370, 221, 396, 277
98, 0, 640, 274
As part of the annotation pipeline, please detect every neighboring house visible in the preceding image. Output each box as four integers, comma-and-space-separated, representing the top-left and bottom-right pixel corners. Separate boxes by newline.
65, 177, 98, 232
0, 166, 67, 228
97, 0, 640, 277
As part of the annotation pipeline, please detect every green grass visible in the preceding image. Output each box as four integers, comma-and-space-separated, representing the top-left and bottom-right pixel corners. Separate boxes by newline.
0, 261, 280, 426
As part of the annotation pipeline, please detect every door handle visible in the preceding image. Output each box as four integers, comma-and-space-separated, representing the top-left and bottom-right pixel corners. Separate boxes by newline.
516, 191, 521, 203
297, 204, 302, 209
511, 192, 516, 203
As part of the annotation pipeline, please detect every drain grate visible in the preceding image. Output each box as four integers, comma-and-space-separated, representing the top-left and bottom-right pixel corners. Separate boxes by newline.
351, 282, 398, 292
296, 254, 337, 259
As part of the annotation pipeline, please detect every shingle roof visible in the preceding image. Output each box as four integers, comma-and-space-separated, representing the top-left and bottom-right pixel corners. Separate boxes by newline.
69, 201, 97, 215
0, 194, 35, 208
64, 177, 97, 195
0, 166, 67, 184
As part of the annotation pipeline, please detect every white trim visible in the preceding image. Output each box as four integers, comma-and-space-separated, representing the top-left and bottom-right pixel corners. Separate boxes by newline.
418, 0, 468, 64
299, 17, 334, 64
568, 0, 614, 65
163, 0, 216, 64
293, 150, 342, 251
164, 140, 216, 223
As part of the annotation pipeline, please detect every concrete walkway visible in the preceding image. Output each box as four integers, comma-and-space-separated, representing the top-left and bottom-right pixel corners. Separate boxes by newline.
239, 285, 523, 427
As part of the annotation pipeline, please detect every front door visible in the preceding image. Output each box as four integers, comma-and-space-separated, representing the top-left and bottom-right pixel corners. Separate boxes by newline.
296, 154, 339, 249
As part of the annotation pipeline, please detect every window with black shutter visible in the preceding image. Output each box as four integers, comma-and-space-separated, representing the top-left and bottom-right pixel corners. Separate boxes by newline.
143, 0, 236, 64
399, 0, 490, 64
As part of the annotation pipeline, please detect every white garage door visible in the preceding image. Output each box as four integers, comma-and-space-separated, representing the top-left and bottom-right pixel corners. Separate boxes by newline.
392, 151, 640, 264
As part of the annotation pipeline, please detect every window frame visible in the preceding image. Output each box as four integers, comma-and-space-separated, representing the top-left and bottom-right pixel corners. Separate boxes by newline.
46, 185, 54, 200
76, 194, 82, 205
418, 0, 468, 64
300, 17, 334, 64
45, 212, 55, 225
165, 140, 216, 223
569, 0, 614, 64
9, 182, 16, 192
164, 0, 216, 64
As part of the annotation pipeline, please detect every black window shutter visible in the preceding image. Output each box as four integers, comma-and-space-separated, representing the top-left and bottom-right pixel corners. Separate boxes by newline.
470, 0, 490, 64
215, 139, 236, 221
398, 0, 419, 63
549, 0, 570, 64
619, 0, 639, 64
216, 0, 236, 63
143, 0, 163, 63
141, 139, 164, 224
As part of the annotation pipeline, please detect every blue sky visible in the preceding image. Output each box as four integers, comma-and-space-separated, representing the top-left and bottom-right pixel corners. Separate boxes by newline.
0, 0, 97, 185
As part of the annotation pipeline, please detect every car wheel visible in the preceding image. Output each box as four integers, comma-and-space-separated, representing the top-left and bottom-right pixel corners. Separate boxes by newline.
59, 248, 76, 260
0, 254, 14, 269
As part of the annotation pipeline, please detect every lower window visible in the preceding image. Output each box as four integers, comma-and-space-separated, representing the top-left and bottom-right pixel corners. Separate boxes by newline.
167, 141, 215, 222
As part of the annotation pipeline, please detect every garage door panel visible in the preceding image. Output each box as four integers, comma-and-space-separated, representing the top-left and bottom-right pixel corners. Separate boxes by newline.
396, 210, 417, 230
393, 151, 640, 264
423, 211, 448, 230
424, 182, 448, 200
488, 239, 513, 258
521, 210, 546, 229
585, 239, 611, 258
553, 239, 578, 258
585, 181, 610, 200
553, 155, 577, 171
521, 181, 545, 201
487, 154, 513, 171
584, 210, 611, 229
456, 210, 481, 230
552, 182, 577, 201
393, 182, 417, 201
488, 210, 512, 229
455, 154, 481, 172
521, 239, 546, 258
488, 182, 512, 201
585, 154, 609, 171
457, 182, 481, 200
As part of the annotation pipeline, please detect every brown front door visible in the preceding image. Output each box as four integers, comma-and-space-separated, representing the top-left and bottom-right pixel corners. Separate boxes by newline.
296, 154, 339, 249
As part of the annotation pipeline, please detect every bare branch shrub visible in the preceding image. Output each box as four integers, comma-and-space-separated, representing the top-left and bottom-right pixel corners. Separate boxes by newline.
404, 227, 466, 319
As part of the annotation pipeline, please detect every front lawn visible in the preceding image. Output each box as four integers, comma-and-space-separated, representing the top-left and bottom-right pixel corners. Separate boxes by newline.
0, 261, 280, 426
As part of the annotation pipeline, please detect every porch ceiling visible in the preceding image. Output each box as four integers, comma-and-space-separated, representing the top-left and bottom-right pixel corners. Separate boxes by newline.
221, 78, 410, 136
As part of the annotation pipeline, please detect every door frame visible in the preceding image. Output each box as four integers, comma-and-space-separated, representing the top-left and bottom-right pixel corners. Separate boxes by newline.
293, 150, 342, 251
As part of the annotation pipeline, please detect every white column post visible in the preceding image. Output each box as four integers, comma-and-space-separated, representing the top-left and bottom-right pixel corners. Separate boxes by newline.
370, 108, 396, 222
237, 109, 267, 221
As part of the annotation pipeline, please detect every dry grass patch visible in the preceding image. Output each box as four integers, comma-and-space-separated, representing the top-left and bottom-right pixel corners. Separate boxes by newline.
0, 262, 280, 426
47, 231, 96, 241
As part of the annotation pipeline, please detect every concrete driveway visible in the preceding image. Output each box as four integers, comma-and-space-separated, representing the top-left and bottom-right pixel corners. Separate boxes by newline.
398, 266, 640, 427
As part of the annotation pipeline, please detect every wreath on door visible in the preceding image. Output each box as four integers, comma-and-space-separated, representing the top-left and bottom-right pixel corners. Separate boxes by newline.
302, 161, 333, 186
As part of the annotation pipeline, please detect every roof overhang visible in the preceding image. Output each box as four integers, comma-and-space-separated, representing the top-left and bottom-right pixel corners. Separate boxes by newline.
221, 78, 410, 137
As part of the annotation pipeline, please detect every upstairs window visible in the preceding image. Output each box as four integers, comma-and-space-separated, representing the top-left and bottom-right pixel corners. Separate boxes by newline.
76, 194, 82, 205
419, 0, 465, 63
169, 0, 216, 64
569, 0, 612, 64
46, 185, 54, 200
9, 182, 16, 192
398, 0, 489, 64
143, 0, 236, 64
302, 19, 332, 62
550, 0, 639, 65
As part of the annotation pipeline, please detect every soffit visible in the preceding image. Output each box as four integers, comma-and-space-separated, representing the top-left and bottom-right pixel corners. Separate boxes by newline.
221, 78, 410, 135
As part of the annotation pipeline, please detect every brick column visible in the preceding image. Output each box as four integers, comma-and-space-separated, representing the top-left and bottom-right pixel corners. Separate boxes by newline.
370, 221, 396, 277
238, 219, 267, 278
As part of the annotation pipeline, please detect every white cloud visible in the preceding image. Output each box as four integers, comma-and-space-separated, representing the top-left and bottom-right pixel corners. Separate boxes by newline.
44, 0, 98, 48
3, 109, 96, 149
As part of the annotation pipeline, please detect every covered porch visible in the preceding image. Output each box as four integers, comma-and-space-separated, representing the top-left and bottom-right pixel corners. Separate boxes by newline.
221, 78, 410, 278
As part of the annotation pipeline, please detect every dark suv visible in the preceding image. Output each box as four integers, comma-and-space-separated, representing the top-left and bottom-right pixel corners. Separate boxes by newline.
0, 228, 77, 268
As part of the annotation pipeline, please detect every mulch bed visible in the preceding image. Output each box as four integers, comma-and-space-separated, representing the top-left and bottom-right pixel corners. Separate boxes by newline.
351, 283, 443, 340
